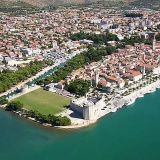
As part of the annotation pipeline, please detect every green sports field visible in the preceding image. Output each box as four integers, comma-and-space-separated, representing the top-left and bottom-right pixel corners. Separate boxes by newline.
14, 89, 70, 115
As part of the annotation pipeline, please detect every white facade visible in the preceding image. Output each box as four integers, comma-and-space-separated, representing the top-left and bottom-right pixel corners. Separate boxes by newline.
70, 97, 106, 121
83, 102, 95, 120
119, 81, 125, 88
133, 74, 142, 82
153, 67, 160, 75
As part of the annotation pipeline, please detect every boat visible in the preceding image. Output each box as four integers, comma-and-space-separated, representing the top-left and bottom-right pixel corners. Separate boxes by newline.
147, 88, 156, 93
125, 99, 135, 106
112, 108, 117, 113
139, 94, 144, 98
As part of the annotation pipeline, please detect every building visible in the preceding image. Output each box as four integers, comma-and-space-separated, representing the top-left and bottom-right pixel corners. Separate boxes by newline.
70, 96, 106, 121
55, 80, 65, 90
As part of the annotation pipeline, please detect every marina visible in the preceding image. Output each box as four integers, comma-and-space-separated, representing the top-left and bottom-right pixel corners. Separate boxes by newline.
59, 78, 160, 129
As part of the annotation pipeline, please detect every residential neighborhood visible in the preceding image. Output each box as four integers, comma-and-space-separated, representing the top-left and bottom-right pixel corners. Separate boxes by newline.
1, 6, 160, 127
0, 7, 160, 71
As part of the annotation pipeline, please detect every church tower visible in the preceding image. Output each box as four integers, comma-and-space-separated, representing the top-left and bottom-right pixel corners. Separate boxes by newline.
153, 35, 156, 51
143, 52, 145, 60
95, 70, 99, 87
142, 66, 146, 75
90, 71, 93, 87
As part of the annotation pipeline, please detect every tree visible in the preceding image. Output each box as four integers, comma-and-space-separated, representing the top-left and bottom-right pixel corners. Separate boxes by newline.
26, 110, 70, 126
6, 101, 23, 111
47, 114, 56, 124
36, 79, 44, 86
156, 34, 160, 41
68, 79, 90, 96
122, 36, 152, 46
45, 60, 54, 66
0, 60, 49, 94
106, 46, 116, 55
0, 96, 8, 105
54, 116, 71, 126
70, 32, 119, 45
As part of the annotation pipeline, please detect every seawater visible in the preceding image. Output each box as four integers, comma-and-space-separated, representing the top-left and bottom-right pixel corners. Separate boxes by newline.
1, 89, 160, 160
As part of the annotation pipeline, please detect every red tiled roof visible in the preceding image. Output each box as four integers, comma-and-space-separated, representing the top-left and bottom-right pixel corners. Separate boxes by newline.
128, 70, 142, 77
99, 79, 107, 86
58, 80, 65, 86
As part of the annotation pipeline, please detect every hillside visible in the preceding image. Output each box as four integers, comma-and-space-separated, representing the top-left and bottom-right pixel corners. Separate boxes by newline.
130, 0, 160, 10
1, 0, 160, 9
1, 0, 134, 7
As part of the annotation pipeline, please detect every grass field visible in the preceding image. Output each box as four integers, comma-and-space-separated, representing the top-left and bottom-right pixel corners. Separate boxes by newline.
14, 89, 70, 115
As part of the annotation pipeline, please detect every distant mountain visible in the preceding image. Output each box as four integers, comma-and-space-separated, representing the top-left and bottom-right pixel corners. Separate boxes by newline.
1, 0, 134, 7
1, 0, 160, 9
130, 0, 160, 10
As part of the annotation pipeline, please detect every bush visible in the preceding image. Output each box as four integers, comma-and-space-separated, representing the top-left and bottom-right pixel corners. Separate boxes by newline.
6, 101, 23, 111
68, 79, 90, 96
55, 116, 71, 126
26, 110, 71, 126
0, 97, 8, 105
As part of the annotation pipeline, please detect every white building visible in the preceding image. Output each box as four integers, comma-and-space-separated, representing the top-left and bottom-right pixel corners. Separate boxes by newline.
70, 96, 106, 121
128, 70, 143, 82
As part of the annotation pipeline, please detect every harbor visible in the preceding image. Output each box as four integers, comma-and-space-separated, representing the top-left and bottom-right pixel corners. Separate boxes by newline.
59, 78, 160, 129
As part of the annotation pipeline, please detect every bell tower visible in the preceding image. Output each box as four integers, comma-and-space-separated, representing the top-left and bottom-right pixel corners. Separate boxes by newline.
95, 70, 99, 87
153, 35, 156, 51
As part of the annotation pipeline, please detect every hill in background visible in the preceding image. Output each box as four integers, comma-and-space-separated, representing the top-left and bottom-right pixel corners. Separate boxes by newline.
1, 0, 134, 7
0, 0, 160, 10
130, 0, 160, 10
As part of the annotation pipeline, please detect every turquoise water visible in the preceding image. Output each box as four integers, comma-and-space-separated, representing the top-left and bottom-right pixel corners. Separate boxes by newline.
1, 89, 160, 160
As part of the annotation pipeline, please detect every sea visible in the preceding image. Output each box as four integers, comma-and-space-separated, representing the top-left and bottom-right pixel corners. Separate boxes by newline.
1, 88, 160, 160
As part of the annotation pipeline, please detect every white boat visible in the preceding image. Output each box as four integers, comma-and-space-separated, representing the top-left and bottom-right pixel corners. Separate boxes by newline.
138, 92, 144, 98
151, 88, 156, 92
125, 99, 135, 106
112, 108, 117, 113
139, 94, 144, 98
148, 88, 156, 93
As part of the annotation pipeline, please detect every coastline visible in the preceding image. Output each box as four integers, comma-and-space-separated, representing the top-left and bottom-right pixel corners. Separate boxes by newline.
106, 79, 160, 116
1, 70, 160, 129
1, 79, 160, 130
58, 79, 160, 129
1, 79, 160, 129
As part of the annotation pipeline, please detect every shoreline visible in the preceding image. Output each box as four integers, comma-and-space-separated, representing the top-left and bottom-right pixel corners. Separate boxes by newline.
97, 79, 160, 122
58, 79, 160, 129
1, 76, 160, 130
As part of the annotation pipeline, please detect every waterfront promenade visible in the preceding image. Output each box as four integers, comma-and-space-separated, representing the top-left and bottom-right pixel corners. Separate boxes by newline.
59, 79, 160, 129
9, 85, 40, 101
0, 62, 59, 98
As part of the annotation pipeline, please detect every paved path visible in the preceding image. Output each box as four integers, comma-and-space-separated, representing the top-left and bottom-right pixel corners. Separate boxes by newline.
9, 85, 40, 101
0, 64, 56, 98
